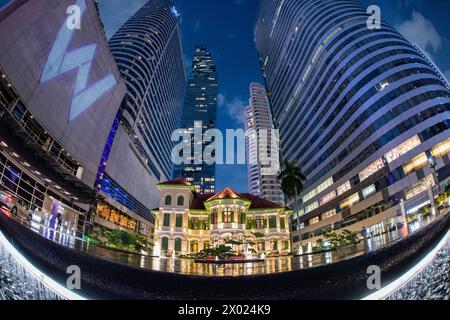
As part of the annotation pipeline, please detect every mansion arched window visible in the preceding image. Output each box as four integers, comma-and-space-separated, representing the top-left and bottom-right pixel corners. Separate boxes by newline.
223, 207, 233, 223
177, 196, 184, 206
165, 195, 172, 205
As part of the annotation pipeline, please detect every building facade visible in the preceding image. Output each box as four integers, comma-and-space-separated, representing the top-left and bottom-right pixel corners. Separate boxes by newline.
254, 0, 450, 248
0, 0, 129, 236
245, 82, 283, 204
94, 0, 186, 231
106, 0, 185, 206
173, 45, 218, 194
154, 179, 291, 256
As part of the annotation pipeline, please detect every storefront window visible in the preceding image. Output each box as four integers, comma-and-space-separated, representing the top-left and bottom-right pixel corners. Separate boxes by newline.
302, 177, 333, 202
359, 158, 384, 181
384, 135, 421, 163
337, 181, 351, 195
405, 174, 435, 200
340, 193, 360, 209
305, 201, 318, 214
403, 152, 428, 175
431, 137, 450, 158
362, 184, 376, 199
309, 216, 320, 225
319, 190, 336, 206
322, 209, 337, 220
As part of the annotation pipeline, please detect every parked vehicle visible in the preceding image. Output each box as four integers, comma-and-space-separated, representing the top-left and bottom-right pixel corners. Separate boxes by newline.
0, 190, 32, 221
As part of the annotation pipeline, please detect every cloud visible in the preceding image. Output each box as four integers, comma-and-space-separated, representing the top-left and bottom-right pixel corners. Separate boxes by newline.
193, 19, 201, 33
396, 11, 443, 57
218, 94, 246, 126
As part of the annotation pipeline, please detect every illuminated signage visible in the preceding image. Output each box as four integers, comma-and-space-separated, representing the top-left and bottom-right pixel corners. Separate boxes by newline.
40, 0, 117, 122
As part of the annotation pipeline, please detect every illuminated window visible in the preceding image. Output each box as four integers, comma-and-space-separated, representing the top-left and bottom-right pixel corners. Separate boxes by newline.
403, 153, 428, 175
359, 158, 384, 181
302, 177, 333, 202
431, 138, 450, 158
340, 193, 360, 209
322, 209, 337, 220
223, 207, 232, 223
405, 175, 435, 200
362, 184, 376, 199
337, 181, 351, 195
305, 201, 319, 214
384, 135, 421, 163
319, 190, 336, 206
309, 216, 320, 225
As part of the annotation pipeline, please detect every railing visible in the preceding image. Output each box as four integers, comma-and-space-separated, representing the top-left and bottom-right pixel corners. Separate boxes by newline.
0, 229, 86, 300
362, 229, 449, 300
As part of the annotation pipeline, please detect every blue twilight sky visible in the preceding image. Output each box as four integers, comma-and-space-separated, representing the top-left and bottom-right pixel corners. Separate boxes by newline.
96, 0, 450, 193
2, 0, 445, 192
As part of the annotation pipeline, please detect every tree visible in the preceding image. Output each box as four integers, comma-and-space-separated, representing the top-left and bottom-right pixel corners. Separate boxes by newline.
277, 160, 306, 203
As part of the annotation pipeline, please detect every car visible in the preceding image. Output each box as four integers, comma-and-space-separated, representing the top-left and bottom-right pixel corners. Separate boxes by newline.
0, 190, 31, 221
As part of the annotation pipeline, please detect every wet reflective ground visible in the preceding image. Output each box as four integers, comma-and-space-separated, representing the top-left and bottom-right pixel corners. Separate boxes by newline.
11, 214, 443, 277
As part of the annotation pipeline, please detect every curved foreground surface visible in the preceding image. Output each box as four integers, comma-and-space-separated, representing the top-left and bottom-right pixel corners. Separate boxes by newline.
0, 212, 449, 300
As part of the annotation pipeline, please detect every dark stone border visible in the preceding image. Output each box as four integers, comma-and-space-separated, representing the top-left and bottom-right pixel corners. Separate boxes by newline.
0, 212, 449, 300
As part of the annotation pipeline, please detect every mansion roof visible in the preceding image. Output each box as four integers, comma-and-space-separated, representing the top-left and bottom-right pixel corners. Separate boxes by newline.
159, 179, 285, 210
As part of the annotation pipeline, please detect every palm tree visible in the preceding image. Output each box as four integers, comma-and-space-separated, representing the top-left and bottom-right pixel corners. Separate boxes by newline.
278, 160, 306, 204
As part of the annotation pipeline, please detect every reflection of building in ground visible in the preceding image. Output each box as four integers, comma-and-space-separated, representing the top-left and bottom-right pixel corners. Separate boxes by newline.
0, 0, 180, 239
153, 179, 292, 256
254, 0, 450, 250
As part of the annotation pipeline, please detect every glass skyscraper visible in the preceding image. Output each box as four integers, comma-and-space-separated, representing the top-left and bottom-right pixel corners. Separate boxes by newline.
174, 45, 218, 194
109, 0, 186, 181
245, 82, 284, 204
255, 0, 450, 247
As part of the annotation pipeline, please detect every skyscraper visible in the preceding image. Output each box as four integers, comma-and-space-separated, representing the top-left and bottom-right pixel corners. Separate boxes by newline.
102, 0, 186, 215
108, 0, 185, 182
174, 45, 218, 194
255, 0, 450, 247
245, 83, 283, 204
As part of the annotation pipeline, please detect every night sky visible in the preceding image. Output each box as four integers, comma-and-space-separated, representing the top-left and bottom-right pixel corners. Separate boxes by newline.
2, 0, 448, 192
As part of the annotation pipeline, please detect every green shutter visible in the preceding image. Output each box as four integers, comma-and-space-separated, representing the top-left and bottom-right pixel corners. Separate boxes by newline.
176, 215, 183, 228
163, 214, 170, 227
161, 237, 169, 250
175, 238, 182, 252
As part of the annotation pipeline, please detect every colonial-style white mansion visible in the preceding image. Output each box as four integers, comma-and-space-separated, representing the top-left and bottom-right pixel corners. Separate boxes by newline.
153, 179, 292, 256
